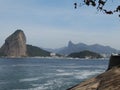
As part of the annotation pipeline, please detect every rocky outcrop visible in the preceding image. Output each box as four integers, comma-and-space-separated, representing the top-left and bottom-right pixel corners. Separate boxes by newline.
68, 55, 120, 90
68, 66, 120, 90
107, 55, 120, 70
0, 30, 27, 57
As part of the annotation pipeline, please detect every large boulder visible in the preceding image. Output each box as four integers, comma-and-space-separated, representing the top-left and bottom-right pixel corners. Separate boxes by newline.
107, 55, 120, 70
68, 66, 120, 90
0, 30, 27, 57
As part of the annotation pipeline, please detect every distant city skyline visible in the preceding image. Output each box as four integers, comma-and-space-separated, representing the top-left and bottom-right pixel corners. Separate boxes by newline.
0, 0, 120, 49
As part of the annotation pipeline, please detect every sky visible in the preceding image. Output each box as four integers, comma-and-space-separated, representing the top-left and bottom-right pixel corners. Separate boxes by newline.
0, 0, 120, 49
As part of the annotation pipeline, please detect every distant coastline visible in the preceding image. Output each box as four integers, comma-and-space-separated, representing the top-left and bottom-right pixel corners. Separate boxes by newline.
0, 30, 118, 58
0, 55, 108, 60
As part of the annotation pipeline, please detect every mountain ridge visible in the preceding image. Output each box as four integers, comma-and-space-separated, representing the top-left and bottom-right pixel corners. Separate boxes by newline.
45, 41, 120, 56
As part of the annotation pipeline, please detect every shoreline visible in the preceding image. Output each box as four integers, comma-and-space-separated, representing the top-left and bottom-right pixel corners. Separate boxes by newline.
0, 56, 109, 60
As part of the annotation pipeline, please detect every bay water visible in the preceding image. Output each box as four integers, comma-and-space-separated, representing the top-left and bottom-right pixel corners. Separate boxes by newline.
0, 58, 109, 90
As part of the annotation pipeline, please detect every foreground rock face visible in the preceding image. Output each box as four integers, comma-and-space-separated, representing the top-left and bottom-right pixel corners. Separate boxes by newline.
107, 55, 120, 70
68, 55, 120, 90
68, 67, 120, 90
0, 30, 27, 57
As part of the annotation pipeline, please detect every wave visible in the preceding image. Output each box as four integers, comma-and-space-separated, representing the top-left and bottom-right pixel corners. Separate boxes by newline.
74, 70, 104, 79
13, 87, 47, 90
30, 86, 48, 90
30, 79, 63, 90
19, 77, 42, 82
12, 64, 42, 67
0, 81, 8, 85
56, 69, 65, 72
56, 70, 104, 79
15, 70, 104, 90
56, 72, 74, 76
61, 65, 107, 69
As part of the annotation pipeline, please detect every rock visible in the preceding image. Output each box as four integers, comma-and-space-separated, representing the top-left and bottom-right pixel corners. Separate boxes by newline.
0, 29, 27, 57
68, 55, 120, 90
107, 55, 120, 70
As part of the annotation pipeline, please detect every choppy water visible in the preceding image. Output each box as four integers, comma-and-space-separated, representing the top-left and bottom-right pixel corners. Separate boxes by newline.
0, 58, 109, 90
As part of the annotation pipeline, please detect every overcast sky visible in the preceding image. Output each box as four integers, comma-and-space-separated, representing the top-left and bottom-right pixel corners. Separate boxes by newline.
0, 0, 120, 49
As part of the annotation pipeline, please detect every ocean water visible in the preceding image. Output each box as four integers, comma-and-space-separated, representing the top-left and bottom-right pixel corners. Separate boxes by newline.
0, 58, 109, 90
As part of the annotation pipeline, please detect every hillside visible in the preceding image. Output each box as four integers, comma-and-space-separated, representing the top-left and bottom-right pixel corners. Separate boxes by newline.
27, 45, 50, 57
48, 41, 119, 55
68, 50, 102, 58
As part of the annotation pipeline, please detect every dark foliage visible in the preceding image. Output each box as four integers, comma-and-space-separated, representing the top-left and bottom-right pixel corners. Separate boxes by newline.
74, 0, 120, 17
27, 45, 50, 57
0, 52, 6, 57
68, 50, 102, 58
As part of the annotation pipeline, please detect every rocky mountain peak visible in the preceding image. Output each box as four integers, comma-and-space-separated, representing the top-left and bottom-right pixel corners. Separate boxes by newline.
6, 29, 26, 42
68, 41, 74, 47
0, 29, 27, 57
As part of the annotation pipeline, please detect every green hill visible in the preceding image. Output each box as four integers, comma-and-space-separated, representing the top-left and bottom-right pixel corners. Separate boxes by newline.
68, 50, 102, 58
27, 45, 50, 57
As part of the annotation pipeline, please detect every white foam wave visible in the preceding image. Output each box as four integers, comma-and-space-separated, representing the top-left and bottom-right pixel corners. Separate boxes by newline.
74, 70, 104, 79
12, 64, 41, 67
21, 79, 63, 90
13, 86, 48, 90
30, 86, 48, 90
19, 77, 41, 82
30, 79, 63, 90
56, 69, 65, 72
14, 84, 48, 90
15, 70, 104, 90
61, 65, 107, 69
30, 84, 49, 90
56, 72, 74, 76
56, 70, 104, 79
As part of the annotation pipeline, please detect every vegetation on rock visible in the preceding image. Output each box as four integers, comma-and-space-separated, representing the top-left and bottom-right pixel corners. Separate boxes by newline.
27, 45, 50, 57
68, 50, 102, 58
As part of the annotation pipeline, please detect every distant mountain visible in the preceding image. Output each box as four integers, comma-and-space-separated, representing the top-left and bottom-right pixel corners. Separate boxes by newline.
46, 41, 120, 55
0, 30, 51, 57
68, 50, 102, 58
0, 30, 27, 57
